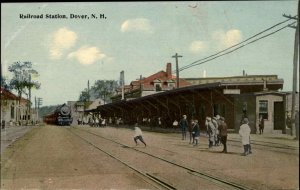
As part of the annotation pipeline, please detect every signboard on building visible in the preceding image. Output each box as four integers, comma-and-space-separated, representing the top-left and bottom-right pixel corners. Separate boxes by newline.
223, 89, 240, 94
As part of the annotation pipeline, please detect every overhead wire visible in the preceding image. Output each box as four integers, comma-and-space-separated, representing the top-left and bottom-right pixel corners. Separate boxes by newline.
178, 21, 296, 72
174, 16, 297, 73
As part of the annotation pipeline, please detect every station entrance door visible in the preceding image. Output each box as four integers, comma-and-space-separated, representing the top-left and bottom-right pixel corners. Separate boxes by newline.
274, 101, 285, 130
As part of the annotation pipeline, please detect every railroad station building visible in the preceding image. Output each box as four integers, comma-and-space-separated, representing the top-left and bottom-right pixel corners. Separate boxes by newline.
85, 62, 294, 134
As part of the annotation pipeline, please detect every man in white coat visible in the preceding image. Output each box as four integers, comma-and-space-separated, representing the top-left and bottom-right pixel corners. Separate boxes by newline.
239, 118, 251, 156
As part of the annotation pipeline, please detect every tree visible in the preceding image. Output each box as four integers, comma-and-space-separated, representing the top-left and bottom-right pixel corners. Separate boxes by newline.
1, 75, 11, 90
8, 61, 40, 124
78, 88, 92, 109
79, 88, 90, 102
92, 80, 118, 104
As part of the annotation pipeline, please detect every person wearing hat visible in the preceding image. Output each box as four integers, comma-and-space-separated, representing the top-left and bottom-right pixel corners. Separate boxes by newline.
205, 117, 215, 149
258, 115, 264, 135
218, 117, 228, 153
192, 119, 200, 146
189, 120, 195, 144
212, 115, 220, 146
239, 118, 251, 156
179, 115, 188, 140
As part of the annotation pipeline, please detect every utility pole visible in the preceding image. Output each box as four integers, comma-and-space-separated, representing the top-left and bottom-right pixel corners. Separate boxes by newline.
172, 53, 183, 88
37, 97, 42, 122
283, 3, 299, 138
34, 96, 37, 124
87, 80, 90, 102
120, 71, 125, 100
28, 74, 31, 125
35, 96, 37, 111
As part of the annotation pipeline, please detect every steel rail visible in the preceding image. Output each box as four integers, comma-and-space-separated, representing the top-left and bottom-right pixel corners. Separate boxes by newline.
227, 138, 298, 150
67, 128, 177, 190
73, 127, 253, 190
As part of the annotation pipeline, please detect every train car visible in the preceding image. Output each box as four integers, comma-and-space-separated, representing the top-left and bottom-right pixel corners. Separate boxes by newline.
44, 103, 73, 126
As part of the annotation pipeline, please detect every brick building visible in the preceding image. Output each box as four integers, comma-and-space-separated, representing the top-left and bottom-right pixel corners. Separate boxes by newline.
112, 63, 191, 102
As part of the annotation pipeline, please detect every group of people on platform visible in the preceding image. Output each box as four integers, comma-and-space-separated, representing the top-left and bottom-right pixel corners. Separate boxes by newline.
178, 114, 252, 156
206, 115, 228, 153
77, 116, 125, 127
77, 117, 108, 127
132, 113, 252, 156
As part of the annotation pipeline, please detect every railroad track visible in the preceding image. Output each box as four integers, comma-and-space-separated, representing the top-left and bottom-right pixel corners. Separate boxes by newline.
68, 128, 176, 190
228, 138, 298, 150
149, 131, 298, 154
69, 127, 253, 190
93, 125, 298, 151
225, 138, 299, 155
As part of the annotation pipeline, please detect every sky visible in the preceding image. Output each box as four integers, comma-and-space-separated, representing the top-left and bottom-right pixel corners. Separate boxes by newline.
1, 1, 299, 106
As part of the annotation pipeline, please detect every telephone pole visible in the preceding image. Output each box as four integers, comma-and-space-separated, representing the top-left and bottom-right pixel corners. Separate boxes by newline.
28, 74, 32, 125
172, 53, 183, 88
37, 97, 42, 122
87, 80, 90, 102
120, 71, 125, 100
283, 2, 299, 138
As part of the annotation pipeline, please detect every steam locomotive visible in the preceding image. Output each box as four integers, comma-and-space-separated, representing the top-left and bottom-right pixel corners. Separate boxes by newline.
44, 103, 73, 126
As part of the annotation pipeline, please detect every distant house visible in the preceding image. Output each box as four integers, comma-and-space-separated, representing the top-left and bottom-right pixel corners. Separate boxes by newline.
1, 88, 35, 126
111, 63, 191, 102
1, 88, 18, 126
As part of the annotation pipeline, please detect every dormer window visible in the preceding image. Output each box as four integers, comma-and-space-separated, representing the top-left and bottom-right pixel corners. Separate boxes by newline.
153, 79, 162, 91
166, 79, 175, 88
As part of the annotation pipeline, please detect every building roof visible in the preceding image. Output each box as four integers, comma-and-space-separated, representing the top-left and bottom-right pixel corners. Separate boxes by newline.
114, 63, 191, 98
97, 79, 284, 112
253, 91, 287, 96
140, 70, 190, 88
20, 97, 30, 104
184, 74, 279, 80
0, 88, 19, 100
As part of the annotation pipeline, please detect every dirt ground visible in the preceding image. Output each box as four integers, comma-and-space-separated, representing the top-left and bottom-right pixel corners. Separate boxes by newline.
1, 125, 155, 190
1, 125, 299, 190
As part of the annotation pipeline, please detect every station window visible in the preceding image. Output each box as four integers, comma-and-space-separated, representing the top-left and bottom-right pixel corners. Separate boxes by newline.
259, 100, 268, 119
155, 84, 162, 91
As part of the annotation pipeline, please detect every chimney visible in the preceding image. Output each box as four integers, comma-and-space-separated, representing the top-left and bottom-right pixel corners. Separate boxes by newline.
166, 63, 172, 78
